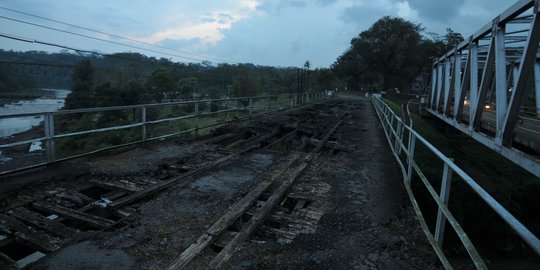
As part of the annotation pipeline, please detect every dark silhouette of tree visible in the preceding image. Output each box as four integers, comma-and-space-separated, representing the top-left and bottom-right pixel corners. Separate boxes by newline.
332, 17, 464, 92
233, 67, 260, 105
65, 59, 96, 108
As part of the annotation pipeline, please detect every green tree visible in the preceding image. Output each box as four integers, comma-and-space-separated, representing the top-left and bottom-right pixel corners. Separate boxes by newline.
332, 17, 465, 92
333, 17, 425, 91
233, 67, 260, 105
334, 17, 422, 89
146, 68, 174, 102
176, 77, 199, 98
65, 59, 96, 108
314, 68, 334, 92
443, 28, 464, 50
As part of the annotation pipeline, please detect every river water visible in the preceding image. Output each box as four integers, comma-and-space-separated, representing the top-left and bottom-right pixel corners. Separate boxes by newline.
0, 89, 70, 164
0, 89, 70, 138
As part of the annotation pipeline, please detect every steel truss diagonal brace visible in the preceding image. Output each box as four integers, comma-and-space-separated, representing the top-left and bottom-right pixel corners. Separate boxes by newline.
471, 22, 497, 131
502, 11, 540, 145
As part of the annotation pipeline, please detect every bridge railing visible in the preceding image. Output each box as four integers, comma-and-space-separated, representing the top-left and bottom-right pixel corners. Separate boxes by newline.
0, 92, 328, 175
372, 96, 540, 269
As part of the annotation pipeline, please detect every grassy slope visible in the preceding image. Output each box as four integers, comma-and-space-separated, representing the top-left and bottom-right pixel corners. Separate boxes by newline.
383, 93, 540, 256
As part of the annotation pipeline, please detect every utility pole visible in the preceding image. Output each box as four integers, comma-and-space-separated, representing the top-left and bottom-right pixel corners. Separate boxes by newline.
304, 60, 310, 93
297, 68, 301, 105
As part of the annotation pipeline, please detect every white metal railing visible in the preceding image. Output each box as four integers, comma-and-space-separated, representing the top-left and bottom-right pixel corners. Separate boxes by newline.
0, 92, 329, 175
372, 96, 540, 269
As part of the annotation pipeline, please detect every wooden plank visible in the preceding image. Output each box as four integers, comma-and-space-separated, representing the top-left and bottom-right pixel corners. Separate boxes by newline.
213, 231, 237, 248
0, 214, 61, 253
109, 145, 258, 210
225, 129, 279, 149
263, 129, 297, 149
208, 118, 343, 269
91, 179, 142, 192
7, 207, 74, 237
203, 133, 238, 144
32, 202, 115, 229
166, 154, 301, 270
78, 191, 126, 212
237, 129, 280, 148
209, 162, 309, 269
0, 248, 16, 267
55, 190, 94, 206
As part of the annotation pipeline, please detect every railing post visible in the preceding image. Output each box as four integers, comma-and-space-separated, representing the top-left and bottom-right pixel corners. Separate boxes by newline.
194, 101, 199, 137
265, 96, 269, 113
226, 97, 230, 121
394, 121, 402, 153
249, 98, 253, 115
388, 115, 394, 135
141, 106, 147, 140
406, 134, 416, 184
399, 122, 405, 155
234, 98, 238, 119
44, 112, 55, 162
276, 95, 280, 110
434, 160, 454, 248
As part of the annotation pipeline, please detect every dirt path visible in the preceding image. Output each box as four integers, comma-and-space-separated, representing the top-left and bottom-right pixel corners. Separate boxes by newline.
224, 96, 437, 269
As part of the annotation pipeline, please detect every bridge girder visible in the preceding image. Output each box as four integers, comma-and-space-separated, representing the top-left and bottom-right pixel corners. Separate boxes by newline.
428, 0, 540, 177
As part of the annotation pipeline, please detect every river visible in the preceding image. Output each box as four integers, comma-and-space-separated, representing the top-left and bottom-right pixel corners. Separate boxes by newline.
0, 89, 70, 138
0, 89, 70, 164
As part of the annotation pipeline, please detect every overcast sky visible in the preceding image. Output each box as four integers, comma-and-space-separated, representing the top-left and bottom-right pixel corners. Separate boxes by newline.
0, 0, 517, 68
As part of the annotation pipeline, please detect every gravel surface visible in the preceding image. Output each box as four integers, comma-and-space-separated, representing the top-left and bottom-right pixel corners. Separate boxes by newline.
225, 97, 438, 269
2, 96, 440, 269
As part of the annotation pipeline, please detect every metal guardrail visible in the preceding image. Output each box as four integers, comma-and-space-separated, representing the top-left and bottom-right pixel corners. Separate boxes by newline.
372, 96, 540, 269
0, 92, 329, 175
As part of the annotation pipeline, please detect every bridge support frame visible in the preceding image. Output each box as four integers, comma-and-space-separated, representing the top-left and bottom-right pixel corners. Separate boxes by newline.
428, 0, 540, 177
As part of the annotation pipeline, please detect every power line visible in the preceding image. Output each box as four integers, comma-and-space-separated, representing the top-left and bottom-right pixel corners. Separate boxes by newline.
0, 34, 243, 83
0, 60, 153, 75
0, 32, 185, 68
0, 15, 217, 63
0, 32, 98, 55
0, 6, 230, 64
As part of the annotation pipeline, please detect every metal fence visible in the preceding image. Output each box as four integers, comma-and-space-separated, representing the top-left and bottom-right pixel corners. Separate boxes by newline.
0, 92, 328, 175
372, 96, 540, 269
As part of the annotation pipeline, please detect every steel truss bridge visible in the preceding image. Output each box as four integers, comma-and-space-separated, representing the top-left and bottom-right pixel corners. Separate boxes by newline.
428, 0, 540, 177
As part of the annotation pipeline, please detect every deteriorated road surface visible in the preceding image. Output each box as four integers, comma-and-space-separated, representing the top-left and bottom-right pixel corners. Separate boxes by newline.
0, 95, 437, 270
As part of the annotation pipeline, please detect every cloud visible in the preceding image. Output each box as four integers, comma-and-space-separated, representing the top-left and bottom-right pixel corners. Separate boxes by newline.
339, 1, 417, 28
134, 1, 260, 51
316, 0, 338, 6
207, 1, 355, 67
407, 0, 466, 23
410, 0, 516, 38
256, 0, 307, 13
0, 0, 519, 67
341, 4, 389, 27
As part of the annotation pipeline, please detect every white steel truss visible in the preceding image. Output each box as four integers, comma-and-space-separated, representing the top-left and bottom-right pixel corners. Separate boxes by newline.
428, 0, 540, 177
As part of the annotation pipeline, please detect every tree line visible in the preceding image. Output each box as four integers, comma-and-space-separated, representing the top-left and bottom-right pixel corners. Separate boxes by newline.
2, 16, 464, 106
0, 49, 337, 108
331, 16, 463, 93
